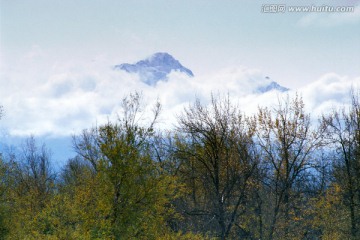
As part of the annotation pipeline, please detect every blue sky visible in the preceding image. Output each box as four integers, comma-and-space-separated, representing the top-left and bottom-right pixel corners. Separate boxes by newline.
2, 0, 359, 87
0, 0, 359, 163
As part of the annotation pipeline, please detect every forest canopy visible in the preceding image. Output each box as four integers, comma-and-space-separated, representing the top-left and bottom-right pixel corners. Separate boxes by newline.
0, 90, 359, 239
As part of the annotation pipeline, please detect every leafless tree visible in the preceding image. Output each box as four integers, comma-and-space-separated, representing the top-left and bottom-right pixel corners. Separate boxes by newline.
176, 94, 258, 239
322, 90, 360, 238
254, 94, 323, 239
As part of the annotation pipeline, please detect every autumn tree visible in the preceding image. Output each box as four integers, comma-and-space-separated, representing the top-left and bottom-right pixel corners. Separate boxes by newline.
72, 92, 181, 238
3, 137, 56, 238
254, 95, 323, 239
322, 90, 360, 238
175, 95, 258, 239
0, 154, 9, 239
0, 107, 9, 239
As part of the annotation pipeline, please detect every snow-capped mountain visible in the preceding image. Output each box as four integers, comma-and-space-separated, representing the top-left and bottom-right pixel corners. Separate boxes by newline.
114, 52, 288, 93
114, 52, 194, 86
257, 78, 289, 93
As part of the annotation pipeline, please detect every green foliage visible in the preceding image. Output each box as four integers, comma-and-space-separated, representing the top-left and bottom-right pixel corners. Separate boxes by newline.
311, 184, 350, 239
69, 92, 181, 239
0, 158, 10, 239
1, 91, 360, 239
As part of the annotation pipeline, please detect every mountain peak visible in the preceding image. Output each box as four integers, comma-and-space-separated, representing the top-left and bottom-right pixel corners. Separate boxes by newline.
257, 79, 289, 93
114, 52, 194, 86
149, 52, 176, 63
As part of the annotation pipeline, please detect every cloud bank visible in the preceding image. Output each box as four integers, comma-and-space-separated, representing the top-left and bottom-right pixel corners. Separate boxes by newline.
0, 52, 358, 138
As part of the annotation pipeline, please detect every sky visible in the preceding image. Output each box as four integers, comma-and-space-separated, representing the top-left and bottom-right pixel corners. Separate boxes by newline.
0, 0, 359, 164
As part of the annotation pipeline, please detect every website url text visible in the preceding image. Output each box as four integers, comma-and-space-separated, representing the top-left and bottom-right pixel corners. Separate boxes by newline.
261, 5, 355, 13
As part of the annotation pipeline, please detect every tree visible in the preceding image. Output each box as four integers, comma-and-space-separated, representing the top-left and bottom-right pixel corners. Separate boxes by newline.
0, 107, 9, 239
254, 94, 323, 239
0, 156, 10, 239
322, 90, 360, 238
4, 137, 56, 238
312, 183, 349, 240
175, 94, 258, 239
73, 92, 180, 238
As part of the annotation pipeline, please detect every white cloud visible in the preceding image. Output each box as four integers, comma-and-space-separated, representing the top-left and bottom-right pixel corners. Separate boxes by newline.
299, 73, 359, 115
0, 51, 358, 138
